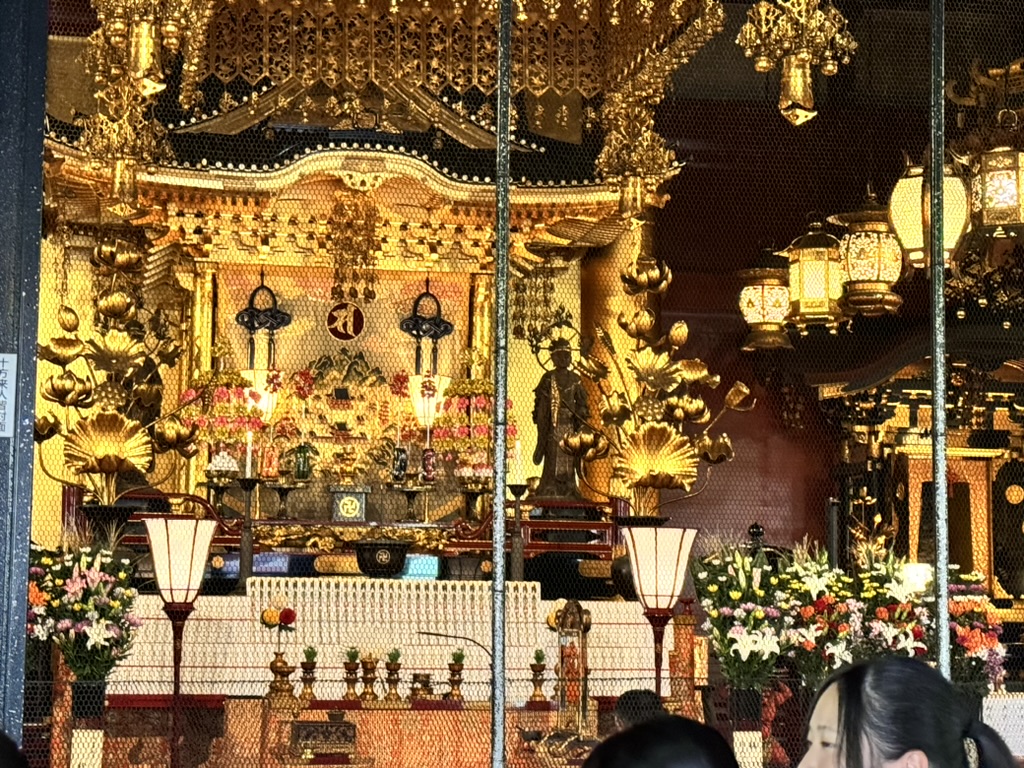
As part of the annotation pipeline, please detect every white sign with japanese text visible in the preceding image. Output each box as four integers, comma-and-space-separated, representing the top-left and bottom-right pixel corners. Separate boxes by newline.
0, 354, 17, 438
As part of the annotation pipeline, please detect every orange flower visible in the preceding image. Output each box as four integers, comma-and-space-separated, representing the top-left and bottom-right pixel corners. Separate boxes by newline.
949, 599, 985, 617
800, 605, 816, 620
27, 582, 49, 607
802, 640, 816, 652
875, 607, 889, 621
836, 623, 851, 635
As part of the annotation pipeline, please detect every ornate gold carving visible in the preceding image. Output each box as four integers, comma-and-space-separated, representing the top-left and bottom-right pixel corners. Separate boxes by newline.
595, 0, 725, 212
254, 524, 451, 553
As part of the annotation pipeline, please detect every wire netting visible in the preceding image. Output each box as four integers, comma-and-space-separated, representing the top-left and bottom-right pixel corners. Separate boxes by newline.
16, 0, 1024, 765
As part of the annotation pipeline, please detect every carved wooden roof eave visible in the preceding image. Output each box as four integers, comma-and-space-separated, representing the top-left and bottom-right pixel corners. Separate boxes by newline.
44, 139, 622, 273
807, 322, 1024, 400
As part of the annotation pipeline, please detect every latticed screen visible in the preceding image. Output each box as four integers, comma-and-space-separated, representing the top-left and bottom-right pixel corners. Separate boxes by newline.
20, 0, 1024, 766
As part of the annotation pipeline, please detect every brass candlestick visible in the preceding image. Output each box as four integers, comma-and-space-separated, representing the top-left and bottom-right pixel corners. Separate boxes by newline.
360, 659, 379, 701
446, 662, 464, 702
299, 661, 317, 706
343, 661, 360, 700
384, 662, 402, 702
529, 663, 547, 702
267, 651, 297, 711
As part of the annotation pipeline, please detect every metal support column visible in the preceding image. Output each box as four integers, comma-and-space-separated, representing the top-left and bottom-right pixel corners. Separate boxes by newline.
929, 0, 951, 679
491, 0, 513, 759
0, 0, 47, 741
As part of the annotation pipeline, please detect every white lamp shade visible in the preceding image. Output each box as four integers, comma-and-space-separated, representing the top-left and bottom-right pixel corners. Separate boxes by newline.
888, 165, 968, 266
145, 517, 217, 605
623, 527, 698, 612
409, 374, 451, 428
242, 369, 278, 422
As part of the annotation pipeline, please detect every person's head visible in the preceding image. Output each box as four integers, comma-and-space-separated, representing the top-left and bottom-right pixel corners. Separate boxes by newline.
800, 656, 1016, 768
0, 731, 29, 768
583, 715, 740, 768
614, 688, 667, 730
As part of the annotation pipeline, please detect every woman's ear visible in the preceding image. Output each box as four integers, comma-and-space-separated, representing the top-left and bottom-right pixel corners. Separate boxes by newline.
900, 749, 929, 768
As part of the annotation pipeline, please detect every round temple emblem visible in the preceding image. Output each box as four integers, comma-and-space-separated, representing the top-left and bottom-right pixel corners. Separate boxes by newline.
1006, 484, 1024, 505
327, 302, 365, 341
375, 549, 392, 565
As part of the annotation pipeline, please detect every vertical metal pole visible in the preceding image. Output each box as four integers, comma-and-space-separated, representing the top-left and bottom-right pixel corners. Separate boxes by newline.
0, 0, 46, 742
928, 0, 951, 680
492, 0, 513, 759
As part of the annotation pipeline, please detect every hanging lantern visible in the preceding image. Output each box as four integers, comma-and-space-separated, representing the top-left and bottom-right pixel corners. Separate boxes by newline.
738, 250, 792, 351
971, 146, 1024, 234
778, 218, 846, 335
888, 164, 968, 269
829, 190, 905, 317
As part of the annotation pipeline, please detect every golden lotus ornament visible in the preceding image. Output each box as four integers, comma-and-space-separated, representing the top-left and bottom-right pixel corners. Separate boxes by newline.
614, 422, 699, 491
58, 305, 80, 333
38, 337, 85, 368
64, 412, 153, 505
34, 413, 62, 444
626, 348, 684, 391
84, 330, 147, 375
621, 260, 672, 295
42, 372, 93, 408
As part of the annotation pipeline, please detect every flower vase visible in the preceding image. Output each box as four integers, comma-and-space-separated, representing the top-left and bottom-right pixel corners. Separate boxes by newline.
70, 679, 107, 768
529, 663, 546, 702
299, 661, 317, 706
360, 660, 379, 701
384, 662, 402, 702
71, 679, 107, 721
343, 661, 361, 700
729, 688, 763, 768
446, 662, 464, 702
267, 652, 297, 711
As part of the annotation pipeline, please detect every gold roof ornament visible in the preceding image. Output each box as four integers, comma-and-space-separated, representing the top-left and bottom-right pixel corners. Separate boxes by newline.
736, 0, 857, 125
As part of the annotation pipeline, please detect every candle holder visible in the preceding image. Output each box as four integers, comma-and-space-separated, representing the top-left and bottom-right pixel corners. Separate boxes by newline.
360, 658, 379, 701
384, 661, 402, 702
446, 661, 464, 702
456, 476, 493, 522
388, 481, 430, 523
529, 663, 547, 702
265, 478, 306, 520
203, 470, 237, 517
508, 483, 528, 581
343, 661, 360, 700
233, 476, 263, 596
299, 661, 317, 706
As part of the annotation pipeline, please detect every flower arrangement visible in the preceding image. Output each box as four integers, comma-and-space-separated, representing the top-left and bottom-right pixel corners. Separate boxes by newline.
27, 542, 141, 680
260, 598, 296, 651
852, 554, 930, 660
693, 545, 785, 691
947, 567, 1005, 697
777, 544, 856, 689
180, 373, 266, 450
432, 377, 517, 478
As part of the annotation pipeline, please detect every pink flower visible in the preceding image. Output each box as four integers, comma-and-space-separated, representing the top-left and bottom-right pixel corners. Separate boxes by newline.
213, 387, 230, 403
472, 424, 488, 437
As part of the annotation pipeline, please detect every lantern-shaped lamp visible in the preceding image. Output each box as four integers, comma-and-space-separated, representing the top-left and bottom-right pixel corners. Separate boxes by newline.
971, 146, 1024, 233
778, 218, 846, 334
888, 164, 968, 269
623, 526, 698, 697
145, 517, 217, 768
738, 249, 792, 351
828, 190, 905, 317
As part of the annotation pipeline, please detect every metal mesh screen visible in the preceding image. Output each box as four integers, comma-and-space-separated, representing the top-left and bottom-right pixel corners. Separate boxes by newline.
14, 0, 1024, 765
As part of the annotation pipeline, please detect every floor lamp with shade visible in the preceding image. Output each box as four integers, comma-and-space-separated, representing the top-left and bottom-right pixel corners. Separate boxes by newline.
144, 517, 218, 768
623, 526, 698, 698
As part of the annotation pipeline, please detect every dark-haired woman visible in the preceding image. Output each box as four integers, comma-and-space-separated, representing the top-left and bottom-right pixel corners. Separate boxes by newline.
583, 715, 740, 768
800, 656, 1016, 768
